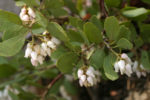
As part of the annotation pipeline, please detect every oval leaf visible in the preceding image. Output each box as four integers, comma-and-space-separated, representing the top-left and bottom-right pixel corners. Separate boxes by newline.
104, 16, 120, 40
47, 22, 69, 42
84, 22, 102, 44
117, 38, 133, 49
57, 52, 78, 73
103, 54, 118, 80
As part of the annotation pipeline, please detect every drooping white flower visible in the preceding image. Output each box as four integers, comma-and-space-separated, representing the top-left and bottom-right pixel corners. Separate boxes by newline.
21, 14, 30, 21
24, 47, 32, 58
31, 51, 38, 60
47, 41, 56, 49
41, 43, 48, 51
132, 61, 147, 78
51, 37, 61, 45
28, 7, 36, 18
77, 66, 100, 87
80, 75, 86, 82
77, 69, 83, 77
117, 60, 126, 75
31, 58, 38, 66
114, 62, 119, 72
125, 64, 132, 77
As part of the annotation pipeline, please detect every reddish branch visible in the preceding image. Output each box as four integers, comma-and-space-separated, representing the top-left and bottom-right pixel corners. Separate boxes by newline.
99, 0, 108, 18
41, 73, 63, 100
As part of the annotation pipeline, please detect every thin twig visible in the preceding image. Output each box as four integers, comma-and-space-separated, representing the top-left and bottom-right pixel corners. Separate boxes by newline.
99, 0, 108, 18
40, 73, 63, 100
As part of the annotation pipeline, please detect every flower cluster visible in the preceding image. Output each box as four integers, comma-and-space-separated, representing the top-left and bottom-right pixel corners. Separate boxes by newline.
133, 61, 147, 78
114, 53, 133, 77
24, 31, 60, 66
114, 53, 148, 78
77, 66, 100, 87
19, 6, 35, 23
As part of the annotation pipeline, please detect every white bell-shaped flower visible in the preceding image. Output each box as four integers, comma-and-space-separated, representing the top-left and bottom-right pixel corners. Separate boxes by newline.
31, 51, 38, 60
47, 41, 56, 49
24, 47, 32, 58
31, 59, 38, 66
77, 69, 83, 77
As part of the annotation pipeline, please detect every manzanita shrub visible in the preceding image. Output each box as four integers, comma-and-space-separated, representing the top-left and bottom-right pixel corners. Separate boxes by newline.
0, 0, 150, 100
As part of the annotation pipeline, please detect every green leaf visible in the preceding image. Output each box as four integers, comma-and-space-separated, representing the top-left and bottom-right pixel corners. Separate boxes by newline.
0, 33, 27, 57
90, 15, 103, 31
57, 52, 78, 73
103, 54, 118, 80
142, 0, 150, 4
90, 49, 105, 69
36, 11, 48, 28
69, 16, 84, 29
51, 46, 68, 59
50, 8, 68, 17
64, 0, 78, 14
84, 22, 102, 44
0, 57, 8, 64
122, 8, 148, 18
67, 30, 84, 43
15, 1, 26, 6
0, 64, 17, 78
2, 26, 27, 40
104, 16, 120, 40
31, 23, 45, 34
141, 50, 150, 70
63, 80, 78, 95
117, 38, 133, 49
118, 25, 131, 41
21, 0, 39, 6
47, 22, 69, 42
0, 9, 22, 25
105, 0, 121, 7
44, 0, 64, 9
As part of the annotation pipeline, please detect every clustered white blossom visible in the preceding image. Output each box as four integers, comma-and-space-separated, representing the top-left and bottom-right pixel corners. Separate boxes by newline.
77, 66, 100, 87
19, 6, 36, 23
114, 53, 147, 78
24, 31, 60, 66
114, 53, 133, 77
